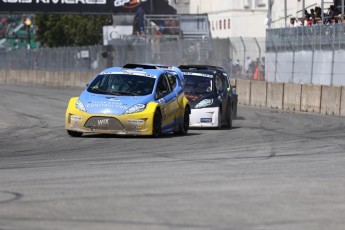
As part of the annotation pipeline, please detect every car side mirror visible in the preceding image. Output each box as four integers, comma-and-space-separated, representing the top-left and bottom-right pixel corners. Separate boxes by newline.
232, 86, 237, 95
206, 86, 212, 93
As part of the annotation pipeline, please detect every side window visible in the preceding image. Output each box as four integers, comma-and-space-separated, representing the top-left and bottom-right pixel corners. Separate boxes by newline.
223, 73, 229, 89
166, 73, 177, 90
215, 74, 224, 92
156, 75, 170, 97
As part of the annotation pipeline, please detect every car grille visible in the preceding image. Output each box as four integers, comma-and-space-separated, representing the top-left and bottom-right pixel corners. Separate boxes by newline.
85, 117, 124, 131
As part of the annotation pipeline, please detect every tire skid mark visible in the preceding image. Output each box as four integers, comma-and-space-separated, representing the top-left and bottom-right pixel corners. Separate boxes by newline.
0, 191, 23, 203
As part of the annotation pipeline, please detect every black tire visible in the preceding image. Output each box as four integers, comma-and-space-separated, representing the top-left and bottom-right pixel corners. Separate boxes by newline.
174, 107, 190, 135
152, 109, 162, 137
217, 107, 222, 130
224, 103, 232, 129
67, 130, 83, 137
232, 102, 237, 119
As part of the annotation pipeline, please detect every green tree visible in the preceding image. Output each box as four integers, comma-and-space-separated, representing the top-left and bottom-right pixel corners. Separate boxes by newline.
35, 14, 111, 47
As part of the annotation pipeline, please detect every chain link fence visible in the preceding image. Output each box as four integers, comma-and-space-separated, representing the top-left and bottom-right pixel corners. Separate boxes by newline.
0, 36, 265, 79
266, 24, 345, 86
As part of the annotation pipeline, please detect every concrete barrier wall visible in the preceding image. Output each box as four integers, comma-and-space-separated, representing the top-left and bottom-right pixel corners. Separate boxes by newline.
36, 71, 46, 86
236, 79, 251, 105
64, 72, 75, 88
341, 87, 345, 116
250, 81, 267, 107
301, 84, 322, 113
267, 82, 284, 109
321, 86, 341, 116
45, 71, 55, 86
0, 69, 6, 84
1, 70, 344, 117
229, 78, 236, 87
7, 70, 21, 84
283, 83, 301, 111
20, 70, 29, 84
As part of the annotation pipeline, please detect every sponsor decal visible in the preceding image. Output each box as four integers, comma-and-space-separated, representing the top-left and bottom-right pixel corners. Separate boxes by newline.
105, 97, 120, 101
127, 119, 144, 125
114, 0, 146, 8
182, 72, 213, 78
70, 115, 82, 122
86, 101, 128, 110
2, 0, 106, 4
200, 118, 212, 123
185, 93, 202, 100
100, 71, 156, 78
98, 118, 109, 126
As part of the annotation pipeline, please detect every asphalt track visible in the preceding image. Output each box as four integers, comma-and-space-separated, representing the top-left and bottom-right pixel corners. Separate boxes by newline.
1, 84, 345, 230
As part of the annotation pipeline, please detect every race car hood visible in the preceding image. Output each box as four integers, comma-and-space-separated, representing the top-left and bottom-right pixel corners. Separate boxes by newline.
79, 92, 154, 115
185, 92, 220, 108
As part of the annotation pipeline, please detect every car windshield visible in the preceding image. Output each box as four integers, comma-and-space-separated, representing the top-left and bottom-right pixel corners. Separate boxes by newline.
87, 74, 156, 96
184, 75, 213, 94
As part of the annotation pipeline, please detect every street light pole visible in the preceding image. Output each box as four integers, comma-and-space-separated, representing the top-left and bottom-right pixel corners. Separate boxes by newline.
25, 18, 31, 49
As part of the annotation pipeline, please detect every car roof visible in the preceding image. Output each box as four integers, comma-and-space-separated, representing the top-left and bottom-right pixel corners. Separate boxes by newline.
123, 63, 178, 70
100, 66, 165, 78
181, 69, 216, 74
178, 65, 225, 71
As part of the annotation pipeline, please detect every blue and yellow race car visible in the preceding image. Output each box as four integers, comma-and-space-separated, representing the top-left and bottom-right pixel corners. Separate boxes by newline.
65, 66, 190, 137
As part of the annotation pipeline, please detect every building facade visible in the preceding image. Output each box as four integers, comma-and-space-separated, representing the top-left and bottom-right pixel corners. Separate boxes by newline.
168, 0, 331, 37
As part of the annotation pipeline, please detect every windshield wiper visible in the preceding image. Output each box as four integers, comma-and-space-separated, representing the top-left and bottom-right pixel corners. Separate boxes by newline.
90, 88, 109, 94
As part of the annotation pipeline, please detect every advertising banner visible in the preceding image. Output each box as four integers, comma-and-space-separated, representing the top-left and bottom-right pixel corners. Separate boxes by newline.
0, 0, 176, 14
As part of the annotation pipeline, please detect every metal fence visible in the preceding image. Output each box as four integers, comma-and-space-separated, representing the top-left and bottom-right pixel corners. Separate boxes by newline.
266, 24, 345, 86
0, 36, 265, 79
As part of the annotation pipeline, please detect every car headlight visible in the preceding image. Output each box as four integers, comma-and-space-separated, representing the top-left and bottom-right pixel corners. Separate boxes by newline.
125, 104, 147, 114
75, 99, 86, 112
195, 99, 213, 108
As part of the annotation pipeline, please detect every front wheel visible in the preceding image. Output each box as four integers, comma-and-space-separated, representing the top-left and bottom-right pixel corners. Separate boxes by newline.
217, 107, 222, 130
174, 107, 190, 135
224, 104, 232, 129
152, 110, 162, 137
67, 130, 83, 137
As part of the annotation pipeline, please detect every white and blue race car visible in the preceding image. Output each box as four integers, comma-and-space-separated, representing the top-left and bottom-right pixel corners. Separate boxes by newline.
180, 68, 233, 129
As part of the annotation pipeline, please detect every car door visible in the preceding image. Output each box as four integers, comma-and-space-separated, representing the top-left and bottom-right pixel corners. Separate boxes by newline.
155, 74, 179, 129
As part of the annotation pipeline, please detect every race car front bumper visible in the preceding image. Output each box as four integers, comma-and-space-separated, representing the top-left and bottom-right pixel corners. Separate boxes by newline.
66, 113, 153, 135
189, 107, 220, 128
65, 99, 157, 136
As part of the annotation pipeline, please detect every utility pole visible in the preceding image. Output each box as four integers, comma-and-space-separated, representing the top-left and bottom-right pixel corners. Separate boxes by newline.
284, 0, 287, 27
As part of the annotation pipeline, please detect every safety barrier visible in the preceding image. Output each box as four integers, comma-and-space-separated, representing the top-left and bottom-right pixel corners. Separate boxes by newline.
283, 83, 301, 111
0, 70, 97, 88
341, 87, 345, 117
236, 79, 251, 106
0, 69, 6, 84
301, 84, 322, 113
0, 70, 344, 117
250, 81, 267, 107
321, 86, 342, 116
267, 82, 284, 109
